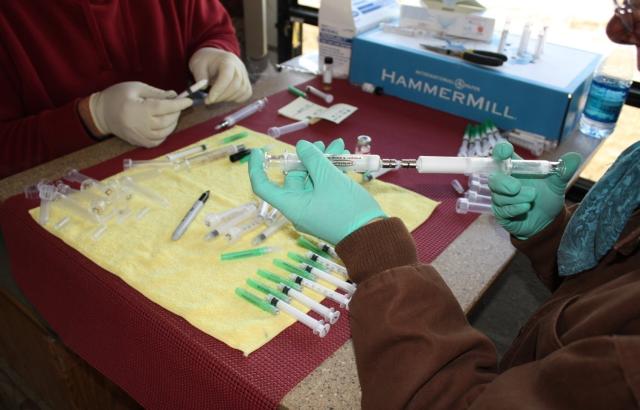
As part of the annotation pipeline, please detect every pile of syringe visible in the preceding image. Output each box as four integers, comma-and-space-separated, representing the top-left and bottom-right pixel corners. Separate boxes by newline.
235, 236, 353, 338
204, 200, 289, 245
451, 174, 494, 215
24, 168, 169, 240
457, 120, 506, 158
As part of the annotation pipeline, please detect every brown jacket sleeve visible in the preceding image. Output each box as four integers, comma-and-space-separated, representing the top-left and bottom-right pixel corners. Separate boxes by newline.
337, 218, 639, 409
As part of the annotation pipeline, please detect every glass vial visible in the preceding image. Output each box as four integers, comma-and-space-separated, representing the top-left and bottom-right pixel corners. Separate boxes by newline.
322, 57, 334, 91
579, 48, 634, 139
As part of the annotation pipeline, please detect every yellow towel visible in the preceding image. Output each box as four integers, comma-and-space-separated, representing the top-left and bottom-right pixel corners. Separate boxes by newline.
30, 127, 438, 355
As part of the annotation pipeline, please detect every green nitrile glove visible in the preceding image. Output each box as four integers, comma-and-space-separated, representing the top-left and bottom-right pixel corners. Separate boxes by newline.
249, 138, 386, 245
489, 142, 582, 240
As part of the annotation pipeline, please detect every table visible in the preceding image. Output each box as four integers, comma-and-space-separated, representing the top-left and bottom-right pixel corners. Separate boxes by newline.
0, 67, 602, 408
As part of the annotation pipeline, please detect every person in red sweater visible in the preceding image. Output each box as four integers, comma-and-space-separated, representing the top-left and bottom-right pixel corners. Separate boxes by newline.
0, 0, 251, 179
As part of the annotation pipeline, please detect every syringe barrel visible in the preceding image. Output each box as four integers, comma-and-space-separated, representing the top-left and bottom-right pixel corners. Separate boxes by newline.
224, 98, 268, 127
225, 216, 263, 242
295, 276, 350, 307
284, 287, 340, 324
307, 265, 356, 294
185, 144, 244, 166
416, 157, 561, 176
272, 297, 329, 337
267, 119, 309, 138
456, 198, 493, 215
265, 153, 382, 173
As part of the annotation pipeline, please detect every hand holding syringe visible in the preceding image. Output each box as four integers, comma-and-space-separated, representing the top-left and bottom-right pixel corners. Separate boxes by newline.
264, 152, 565, 176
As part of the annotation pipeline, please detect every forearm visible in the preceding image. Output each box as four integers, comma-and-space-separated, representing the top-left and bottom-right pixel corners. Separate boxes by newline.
338, 219, 498, 409
0, 98, 95, 178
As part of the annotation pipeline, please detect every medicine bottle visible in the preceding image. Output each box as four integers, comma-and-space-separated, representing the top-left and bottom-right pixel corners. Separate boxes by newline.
579, 49, 634, 139
355, 135, 372, 154
322, 57, 334, 91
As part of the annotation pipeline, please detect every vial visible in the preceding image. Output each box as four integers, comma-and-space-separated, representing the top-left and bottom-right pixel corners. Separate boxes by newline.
361, 82, 384, 95
322, 57, 334, 91
355, 135, 372, 154
579, 49, 634, 139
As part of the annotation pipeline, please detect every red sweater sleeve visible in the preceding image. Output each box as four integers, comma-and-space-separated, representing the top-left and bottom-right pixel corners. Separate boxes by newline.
182, 0, 241, 57
0, 41, 93, 178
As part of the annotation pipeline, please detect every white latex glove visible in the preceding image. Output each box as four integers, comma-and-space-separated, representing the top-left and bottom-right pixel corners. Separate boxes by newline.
89, 81, 193, 147
189, 47, 252, 105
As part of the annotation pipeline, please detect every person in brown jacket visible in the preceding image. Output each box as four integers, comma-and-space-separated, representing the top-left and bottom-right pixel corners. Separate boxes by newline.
248, 11, 640, 409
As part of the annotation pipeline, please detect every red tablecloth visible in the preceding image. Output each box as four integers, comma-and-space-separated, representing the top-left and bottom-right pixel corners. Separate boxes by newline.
1, 78, 487, 409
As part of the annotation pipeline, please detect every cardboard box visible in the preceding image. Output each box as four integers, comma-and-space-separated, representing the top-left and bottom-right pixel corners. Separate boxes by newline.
318, 0, 399, 78
349, 28, 601, 141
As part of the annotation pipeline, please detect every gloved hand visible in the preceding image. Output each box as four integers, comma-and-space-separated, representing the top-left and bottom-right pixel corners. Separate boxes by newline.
489, 142, 582, 239
249, 138, 387, 245
89, 81, 192, 147
189, 47, 252, 105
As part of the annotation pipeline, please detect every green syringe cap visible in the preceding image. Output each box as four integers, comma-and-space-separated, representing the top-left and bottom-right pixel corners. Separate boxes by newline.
296, 236, 331, 259
287, 251, 324, 270
273, 258, 314, 280
246, 278, 290, 302
221, 130, 249, 144
235, 287, 278, 315
256, 269, 301, 291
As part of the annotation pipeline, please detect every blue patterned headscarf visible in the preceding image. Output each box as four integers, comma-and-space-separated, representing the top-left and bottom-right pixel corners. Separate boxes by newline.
557, 140, 640, 276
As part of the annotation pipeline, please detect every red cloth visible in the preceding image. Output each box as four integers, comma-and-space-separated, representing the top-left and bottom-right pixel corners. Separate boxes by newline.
0, 0, 239, 178
1, 79, 510, 408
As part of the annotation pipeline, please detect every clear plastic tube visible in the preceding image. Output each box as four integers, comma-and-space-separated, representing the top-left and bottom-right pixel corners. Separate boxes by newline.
465, 190, 492, 205
123, 158, 179, 170
305, 251, 348, 277
252, 216, 288, 245
533, 26, 548, 61
204, 202, 257, 228
53, 190, 102, 224
451, 179, 465, 194
414, 156, 564, 176
267, 296, 330, 337
184, 144, 245, 167
279, 285, 340, 324
215, 97, 268, 130
456, 198, 493, 214
301, 264, 356, 294
468, 174, 489, 186
305, 85, 334, 104
265, 152, 383, 173
267, 119, 310, 139
506, 132, 545, 157
291, 275, 351, 308
457, 125, 471, 157
166, 144, 207, 161
469, 180, 491, 196
64, 169, 114, 196
518, 22, 532, 57
257, 200, 271, 219
498, 19, 510, 54
119, 176, 170, 208
38, 184, 57, 225
205, 206, 258, 240
225, 216, 264, 243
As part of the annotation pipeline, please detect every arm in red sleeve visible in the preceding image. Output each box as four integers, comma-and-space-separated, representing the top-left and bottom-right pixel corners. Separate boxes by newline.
0, 43, 94, 178
337, 217, 638, 409
182, 0, 240, 57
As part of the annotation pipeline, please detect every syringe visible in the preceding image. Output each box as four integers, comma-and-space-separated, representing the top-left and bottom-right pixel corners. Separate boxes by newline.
276, 283, 340, 324
290, 274, 351, 308
401, 156, 564, 176
215, 97, 268, 130
265, 152, 399, 173
265, 295, 330, 337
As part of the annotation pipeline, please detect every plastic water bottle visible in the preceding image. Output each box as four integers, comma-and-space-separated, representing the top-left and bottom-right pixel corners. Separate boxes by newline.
579, 50, 634, 139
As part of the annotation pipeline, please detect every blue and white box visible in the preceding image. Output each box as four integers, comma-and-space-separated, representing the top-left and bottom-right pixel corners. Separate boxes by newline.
350, 29, 602, 141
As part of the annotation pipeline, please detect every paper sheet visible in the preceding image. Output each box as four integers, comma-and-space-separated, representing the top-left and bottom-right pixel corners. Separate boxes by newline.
278, 97, 358, 124
29, 127, 438, 355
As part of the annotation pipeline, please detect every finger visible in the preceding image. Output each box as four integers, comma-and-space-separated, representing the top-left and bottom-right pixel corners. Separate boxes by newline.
248, 149, 284, 204
150, 111, 180, 131
325, 138, 345, 155
138, 84, 176, 99
206, 63, 235, 104
296, 140, 343, 181
551, 152, 583, 184
492, 142, 514, 161
492, 203, 531, 219
492, 186, 536, 206
233, 83, 253, 103
488, 173, 522, 196
284, 141, 325, 190
216, 71, 243, 102
148, 98, 193, 116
